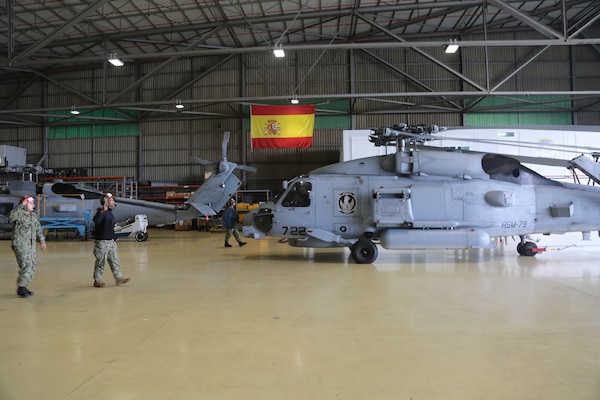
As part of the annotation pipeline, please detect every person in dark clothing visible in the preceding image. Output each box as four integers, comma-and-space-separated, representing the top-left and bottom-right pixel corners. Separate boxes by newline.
92, 193, 129, 288
222, 198, 246, 248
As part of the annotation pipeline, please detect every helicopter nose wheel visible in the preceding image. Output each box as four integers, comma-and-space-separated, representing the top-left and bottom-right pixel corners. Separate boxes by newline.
350, 238, 378, 264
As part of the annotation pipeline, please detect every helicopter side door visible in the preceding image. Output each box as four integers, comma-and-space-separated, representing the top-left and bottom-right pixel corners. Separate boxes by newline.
409, 182, 465, 229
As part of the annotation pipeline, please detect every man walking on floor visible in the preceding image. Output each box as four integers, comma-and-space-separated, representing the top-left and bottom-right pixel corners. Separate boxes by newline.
92, 193, 130, 288
222, 198, 247, 248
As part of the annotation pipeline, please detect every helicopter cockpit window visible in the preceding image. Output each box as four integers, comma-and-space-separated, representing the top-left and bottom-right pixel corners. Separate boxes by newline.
281, 181, 312, 207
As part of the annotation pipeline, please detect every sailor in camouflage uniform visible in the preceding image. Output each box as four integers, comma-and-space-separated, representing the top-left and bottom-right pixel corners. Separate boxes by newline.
92, 193, 130, 288
8, 195, 46, 298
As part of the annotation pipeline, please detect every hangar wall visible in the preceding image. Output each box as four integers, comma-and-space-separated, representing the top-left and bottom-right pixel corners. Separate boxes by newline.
0, 30, 599, 193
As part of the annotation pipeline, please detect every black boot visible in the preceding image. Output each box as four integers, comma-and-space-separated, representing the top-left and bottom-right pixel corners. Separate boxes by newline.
17, 287, 34, 298
239, 241, 247, 247
224, 242, 232, 247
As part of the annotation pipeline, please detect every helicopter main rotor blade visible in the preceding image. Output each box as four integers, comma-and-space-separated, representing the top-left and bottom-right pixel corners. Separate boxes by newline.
420, 143, 574, 168
371, 125, 600, 156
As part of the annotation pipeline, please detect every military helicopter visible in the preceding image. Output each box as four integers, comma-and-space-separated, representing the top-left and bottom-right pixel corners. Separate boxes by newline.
242, 123, 600, 264
0, 131, 253, 236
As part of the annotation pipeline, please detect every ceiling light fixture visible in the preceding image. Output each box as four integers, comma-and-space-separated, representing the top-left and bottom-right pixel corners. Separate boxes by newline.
273, 44, 285, 58
445, 39, 459, 54
290, 94, 299, 104
70, 106, 80, 115
108, 52, 124, 66
175, 100, 184, 110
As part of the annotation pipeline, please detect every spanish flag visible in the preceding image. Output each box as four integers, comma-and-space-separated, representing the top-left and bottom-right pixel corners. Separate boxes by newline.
251, 104, 315, 149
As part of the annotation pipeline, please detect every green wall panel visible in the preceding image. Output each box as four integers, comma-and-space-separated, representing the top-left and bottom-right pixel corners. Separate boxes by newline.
465, 96, 573, 126
48, 109, 139, 139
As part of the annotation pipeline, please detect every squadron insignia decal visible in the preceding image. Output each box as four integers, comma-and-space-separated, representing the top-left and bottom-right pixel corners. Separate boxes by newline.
338, 192, 357, 214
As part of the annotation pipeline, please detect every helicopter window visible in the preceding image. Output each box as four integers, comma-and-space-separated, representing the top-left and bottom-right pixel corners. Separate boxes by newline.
482, 154, 560, 186
281, 181, 312, 207
271, 189, 285, 203
0, 202, 13, 216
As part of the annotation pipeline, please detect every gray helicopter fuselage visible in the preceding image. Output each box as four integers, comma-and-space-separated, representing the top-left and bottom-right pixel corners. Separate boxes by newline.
243, 149, 600, 253
1, 132, 251, 235
0, 164, 242, 234
0, 181, 183, 233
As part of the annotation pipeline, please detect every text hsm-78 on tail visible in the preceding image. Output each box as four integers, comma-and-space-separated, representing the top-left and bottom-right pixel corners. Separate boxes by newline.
243, 123, 600, 263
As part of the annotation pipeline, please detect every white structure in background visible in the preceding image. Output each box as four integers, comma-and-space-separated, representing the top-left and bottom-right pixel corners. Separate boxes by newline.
0, 145, 26, 167
343, 125, 600, 249
431, 126, 600, 183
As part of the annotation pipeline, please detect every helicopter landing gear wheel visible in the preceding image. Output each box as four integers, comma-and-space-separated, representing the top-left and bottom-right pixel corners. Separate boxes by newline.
517, 241, 537, 256
135, 231, 147, 242
350, 238, 378, 264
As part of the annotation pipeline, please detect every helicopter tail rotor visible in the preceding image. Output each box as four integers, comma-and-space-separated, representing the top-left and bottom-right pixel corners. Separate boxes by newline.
191, 157, 214, 166
221, 131, 230, 161
191, 131, 257, 174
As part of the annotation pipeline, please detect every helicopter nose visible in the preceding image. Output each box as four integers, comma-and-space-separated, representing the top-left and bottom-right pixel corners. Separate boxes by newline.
242, 208, 272, 239
254, 207, 274, 233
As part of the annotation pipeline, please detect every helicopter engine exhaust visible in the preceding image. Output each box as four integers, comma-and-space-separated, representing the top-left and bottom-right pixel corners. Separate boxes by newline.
379, 228, 495, 250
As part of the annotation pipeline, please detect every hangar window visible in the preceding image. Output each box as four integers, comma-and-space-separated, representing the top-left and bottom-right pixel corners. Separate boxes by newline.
282, 181, 312, 207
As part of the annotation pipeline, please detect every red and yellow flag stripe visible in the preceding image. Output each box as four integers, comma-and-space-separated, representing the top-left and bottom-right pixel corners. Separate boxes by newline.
251, 105, 315, 149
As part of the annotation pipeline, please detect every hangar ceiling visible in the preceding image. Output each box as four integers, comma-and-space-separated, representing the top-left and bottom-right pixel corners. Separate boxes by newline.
1, 0, 600, 126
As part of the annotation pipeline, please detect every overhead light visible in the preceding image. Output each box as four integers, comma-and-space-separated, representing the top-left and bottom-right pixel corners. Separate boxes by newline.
70, 106, 80, 115
175, 100, 184, 110
108, 52, 124, 67
445, 39, 459, 54
273, 44, 285, 58
290, 94, 299, 104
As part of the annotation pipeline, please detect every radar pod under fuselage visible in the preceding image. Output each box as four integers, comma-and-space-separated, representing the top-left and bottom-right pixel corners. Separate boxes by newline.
379, 228, 495, 250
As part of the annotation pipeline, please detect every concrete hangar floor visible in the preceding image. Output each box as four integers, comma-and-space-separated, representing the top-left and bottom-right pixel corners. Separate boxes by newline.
1, 228, 599, 400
